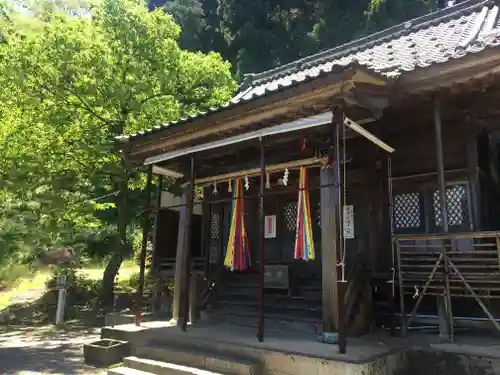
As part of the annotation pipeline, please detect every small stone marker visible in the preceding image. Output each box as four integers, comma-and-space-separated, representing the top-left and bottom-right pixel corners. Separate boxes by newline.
55, 275, 67, 326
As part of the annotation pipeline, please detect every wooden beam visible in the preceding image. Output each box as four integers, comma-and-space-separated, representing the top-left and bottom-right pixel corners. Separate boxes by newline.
129, 70, 362, 157
400, 49, 500, 95
143, 112, 333, 166
195, 157, 328, 185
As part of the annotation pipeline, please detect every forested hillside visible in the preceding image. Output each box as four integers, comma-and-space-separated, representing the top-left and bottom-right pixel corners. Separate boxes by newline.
152, 0, 457, 78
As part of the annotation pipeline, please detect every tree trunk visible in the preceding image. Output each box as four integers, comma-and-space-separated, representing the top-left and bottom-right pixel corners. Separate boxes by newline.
95, 160, 130, 313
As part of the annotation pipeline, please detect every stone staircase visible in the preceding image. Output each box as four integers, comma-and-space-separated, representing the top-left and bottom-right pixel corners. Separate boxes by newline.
107, 342, 260, 375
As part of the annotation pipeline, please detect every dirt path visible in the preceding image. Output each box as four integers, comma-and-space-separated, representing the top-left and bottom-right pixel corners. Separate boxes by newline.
0, 324, 106, 375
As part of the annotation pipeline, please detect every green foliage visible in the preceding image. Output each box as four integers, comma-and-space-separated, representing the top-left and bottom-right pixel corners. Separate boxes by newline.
164, 0, 205, 51
0, 0, 236, 294
0, 263, 33, 290
45, 267, 101, 308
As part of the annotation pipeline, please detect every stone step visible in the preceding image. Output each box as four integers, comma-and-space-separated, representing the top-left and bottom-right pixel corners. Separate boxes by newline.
108, 366, 154, 375
136, 344, 259, 375
124, 356, 223, 375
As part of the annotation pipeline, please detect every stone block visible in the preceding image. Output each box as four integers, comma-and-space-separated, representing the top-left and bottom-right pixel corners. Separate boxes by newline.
83, 339, 131, 368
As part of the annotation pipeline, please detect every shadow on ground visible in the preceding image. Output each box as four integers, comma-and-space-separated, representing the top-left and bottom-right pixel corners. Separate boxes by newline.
0, 321, 105, 375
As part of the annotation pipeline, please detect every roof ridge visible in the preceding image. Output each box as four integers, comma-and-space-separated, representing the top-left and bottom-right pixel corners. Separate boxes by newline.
249, 0, 494, 85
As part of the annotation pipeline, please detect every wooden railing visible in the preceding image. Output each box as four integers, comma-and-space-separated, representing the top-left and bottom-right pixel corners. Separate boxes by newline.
394, 231, 500, 336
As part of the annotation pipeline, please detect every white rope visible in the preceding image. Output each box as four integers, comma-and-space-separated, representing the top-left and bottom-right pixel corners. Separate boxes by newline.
283, 168, 289, 186
265, 173, 271, 189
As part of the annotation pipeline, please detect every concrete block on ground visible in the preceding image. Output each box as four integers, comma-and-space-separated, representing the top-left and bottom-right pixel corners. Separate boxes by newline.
83, 339, 131, 368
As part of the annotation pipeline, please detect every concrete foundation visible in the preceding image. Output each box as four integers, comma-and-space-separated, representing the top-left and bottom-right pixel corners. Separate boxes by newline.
101, 321, 500, 375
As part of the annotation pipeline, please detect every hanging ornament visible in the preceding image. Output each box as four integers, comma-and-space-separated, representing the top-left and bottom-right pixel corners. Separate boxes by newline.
213, 180, 218, 195
283, 168, 289, 186
265, 172, 271, 189
228, 179, 232, 193
224, 179, 251, 271
244, 175, 250, 191
294, 167, 315, 261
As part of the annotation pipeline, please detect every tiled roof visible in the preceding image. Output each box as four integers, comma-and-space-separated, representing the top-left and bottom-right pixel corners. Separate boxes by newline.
120, 0, 500, 141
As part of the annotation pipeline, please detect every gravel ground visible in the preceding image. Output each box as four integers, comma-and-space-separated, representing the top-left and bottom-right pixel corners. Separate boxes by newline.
0, 324, 107, 375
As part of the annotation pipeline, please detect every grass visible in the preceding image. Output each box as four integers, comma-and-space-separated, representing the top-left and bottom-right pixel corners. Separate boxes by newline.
0, 260, 139, 310
77, 259, 138, 282
0, 270, 51, 310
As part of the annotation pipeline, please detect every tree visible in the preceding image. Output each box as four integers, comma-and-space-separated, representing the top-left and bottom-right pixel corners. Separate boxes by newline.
364, 0, 437, 34
164, 0, 206, 51
218, 0, 319, 78
0, 0, 236, 306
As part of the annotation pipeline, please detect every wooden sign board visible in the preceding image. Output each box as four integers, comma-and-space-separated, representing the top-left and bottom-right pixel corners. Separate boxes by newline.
343, 205, 355, 239
264, 215, 277, 239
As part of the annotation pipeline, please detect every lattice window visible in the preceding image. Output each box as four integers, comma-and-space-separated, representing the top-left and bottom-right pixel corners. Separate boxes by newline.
284, 202, 297, 231
433, 184, 469, 227
210, 212, 220, 239
393, 192, 422, 230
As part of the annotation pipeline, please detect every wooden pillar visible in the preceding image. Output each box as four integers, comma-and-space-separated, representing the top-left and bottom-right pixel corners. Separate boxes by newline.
320, 164, 338, 333
135, 165, 153, 326
375, 139, 392, 271
202, 187, 211, 276
189, 271, 201, 322
257, 138, 266, 342
466, 136, 481, 231
333, 111, 346, 355
181, 156, 196, 331
151, 176, 163, 273
151, 176, 163, 313
320, 109, 345, 354
172, 192, 188, 321
433, 96, 454, 342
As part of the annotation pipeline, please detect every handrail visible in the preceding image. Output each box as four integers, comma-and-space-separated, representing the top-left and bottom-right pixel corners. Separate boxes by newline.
393, 231, 500, 241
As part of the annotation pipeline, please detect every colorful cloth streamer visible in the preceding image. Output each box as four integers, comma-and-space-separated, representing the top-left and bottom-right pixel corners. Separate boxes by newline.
294, 167, 315, 261
224, 178, 251, 271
